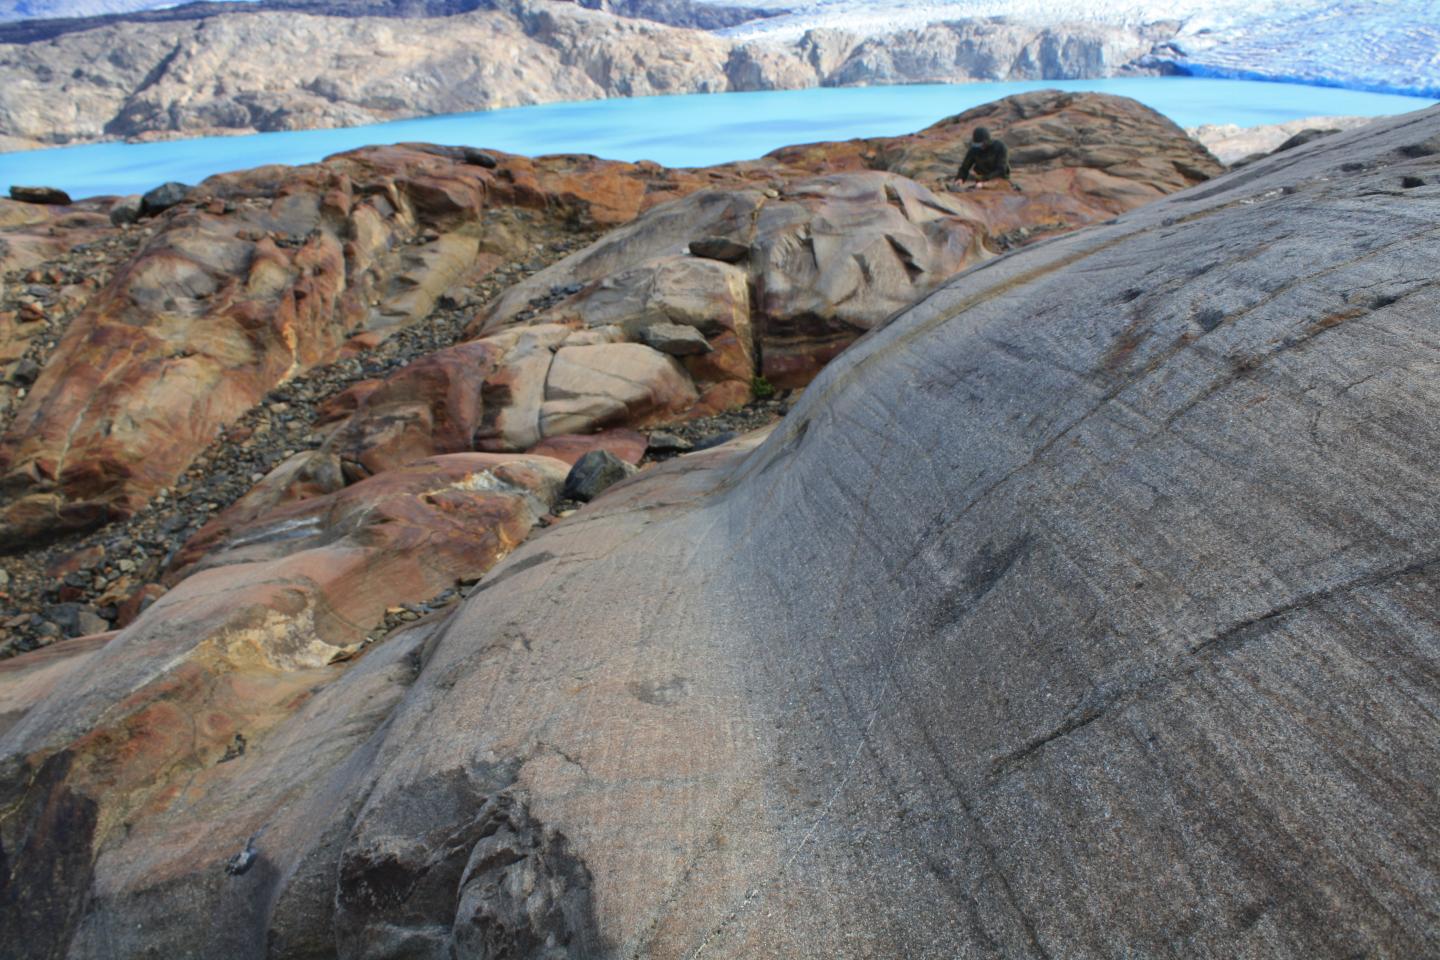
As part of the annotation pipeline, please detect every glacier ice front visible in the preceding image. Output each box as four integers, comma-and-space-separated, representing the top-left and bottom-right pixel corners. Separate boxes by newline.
700, 0, 1440, 98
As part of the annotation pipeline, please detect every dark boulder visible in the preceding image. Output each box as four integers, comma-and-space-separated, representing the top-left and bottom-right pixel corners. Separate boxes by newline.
108, 195, 143, 225
562, 449, 637, 501
462, 147, 498, 168
8, 185, 71, 205
8, 358, 39, 387
140, 181, 190, 216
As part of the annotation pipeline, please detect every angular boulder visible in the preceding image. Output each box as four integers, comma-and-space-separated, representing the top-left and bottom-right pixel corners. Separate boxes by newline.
139, 181, 189, 215
326, 339, 508, 477
541, 342, 698, 436
108, 195, 143, 225
562, 448, 639, 502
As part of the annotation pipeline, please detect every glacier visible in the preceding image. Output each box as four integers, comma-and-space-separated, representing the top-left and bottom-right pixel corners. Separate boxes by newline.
704, 0, 1440, 99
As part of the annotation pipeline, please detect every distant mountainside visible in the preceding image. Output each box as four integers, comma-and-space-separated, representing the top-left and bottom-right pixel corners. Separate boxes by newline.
0, 0, 174, 20
0, 0, 1159, 151
5, 0, 1436, 99
0, 0, 776, 33
2, 0, 1431, 154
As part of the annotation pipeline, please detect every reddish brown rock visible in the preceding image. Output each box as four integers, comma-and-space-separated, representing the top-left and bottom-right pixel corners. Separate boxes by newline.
44, 545, 104, 579
168, 451, 566, 583
751, 88, 1220, 192
0, 146, 752, 550
527, 428, 649, 466
0, 198, 118, 279
198, 448, 348, 525
0, 450, 570, 954
113, 582, 165, 629
7, 100, 1440, 960
0, 92, 1215, 553
301, 92, 1217, 481
485, 91, 1220, 390
314, 378, 384, 424
327, 340, 507, 476
0, 187, 362, 547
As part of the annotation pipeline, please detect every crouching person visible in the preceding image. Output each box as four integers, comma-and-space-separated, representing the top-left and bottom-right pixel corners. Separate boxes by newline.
954, 127, 1022, 192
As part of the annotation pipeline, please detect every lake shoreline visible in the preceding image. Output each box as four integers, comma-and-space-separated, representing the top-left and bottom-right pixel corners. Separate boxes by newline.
1, 77, 1434, 201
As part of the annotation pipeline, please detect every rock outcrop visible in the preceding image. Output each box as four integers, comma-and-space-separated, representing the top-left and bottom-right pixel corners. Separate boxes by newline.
0, 0, 1162, 151
0, 91, 1215, 553
0, 144, 729, 548
1187, 115, 1377, 165
0, 0, 776, 30
488, 90, 1219, 386
1, 100, 1437, 958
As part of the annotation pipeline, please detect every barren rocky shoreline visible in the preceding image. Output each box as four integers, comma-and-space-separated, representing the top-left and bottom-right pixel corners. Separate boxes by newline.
1, 87, 1438, 958
0, 0, 1164, 152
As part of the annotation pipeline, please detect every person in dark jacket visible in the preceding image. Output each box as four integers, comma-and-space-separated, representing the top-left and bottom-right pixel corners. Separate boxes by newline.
955, 127, 1021, 191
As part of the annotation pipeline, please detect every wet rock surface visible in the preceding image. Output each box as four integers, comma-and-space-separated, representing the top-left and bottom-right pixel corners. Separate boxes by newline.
10, 95, 1436, 960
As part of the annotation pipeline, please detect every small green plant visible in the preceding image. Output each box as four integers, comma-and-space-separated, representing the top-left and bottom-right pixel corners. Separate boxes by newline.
751, 375, 776, 399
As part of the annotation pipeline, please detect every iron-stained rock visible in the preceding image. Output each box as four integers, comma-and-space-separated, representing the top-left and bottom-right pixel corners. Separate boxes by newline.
24, 96, 1437, 960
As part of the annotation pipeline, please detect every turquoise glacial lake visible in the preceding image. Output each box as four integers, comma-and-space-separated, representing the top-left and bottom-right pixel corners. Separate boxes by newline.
1, 77, 1434, 200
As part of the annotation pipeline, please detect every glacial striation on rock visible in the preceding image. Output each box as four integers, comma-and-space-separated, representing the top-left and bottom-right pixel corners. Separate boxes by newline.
8, 95, 1438, 958
1, 99, 1437, 957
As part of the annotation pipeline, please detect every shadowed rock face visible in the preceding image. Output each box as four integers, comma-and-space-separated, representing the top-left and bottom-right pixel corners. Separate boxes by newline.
0, 102, 1436, 957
